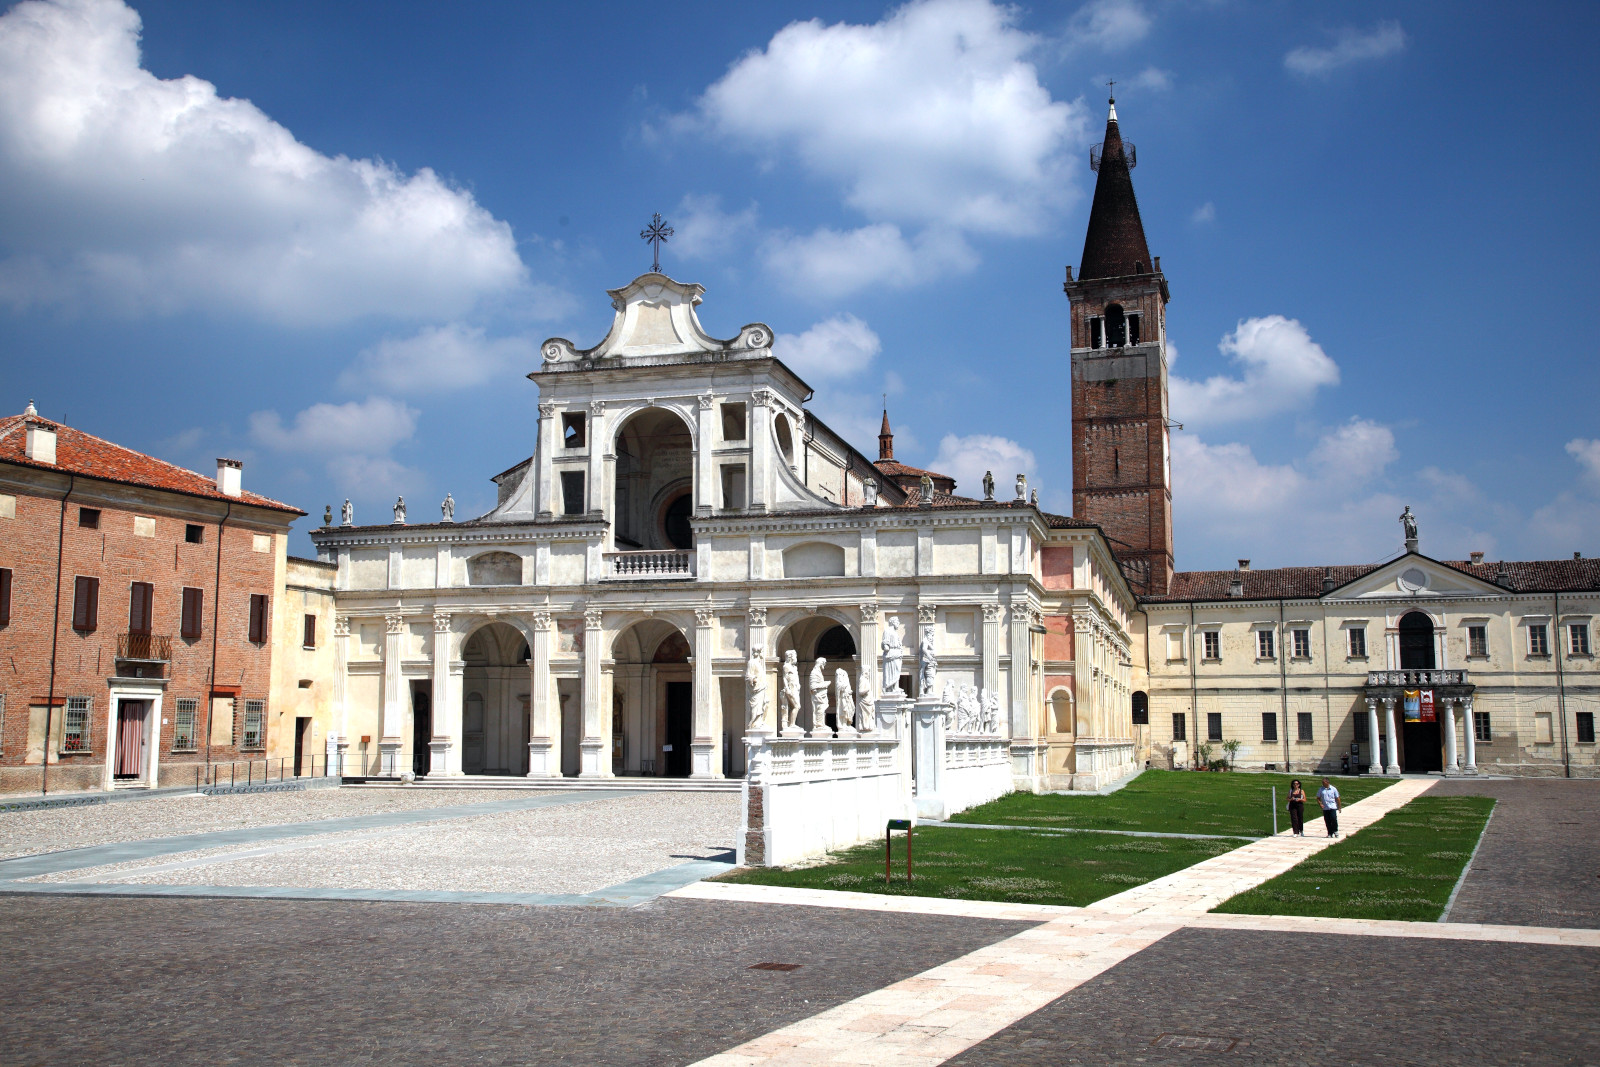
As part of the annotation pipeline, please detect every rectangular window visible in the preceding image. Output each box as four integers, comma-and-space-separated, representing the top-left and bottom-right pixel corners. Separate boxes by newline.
71, 576, 98, 632
181, 587, 203, 639
62, 696, 90, 753
560, 471, 586, 516
242, 700, 265, 749
1570, 623, 1591, 656
1577, 712, 1596, 745
1468, 625, 1489, 657
1292, 628, 1311, 658
1261, 712, 1278, 742
1207, 712, 1223, 742
1473, 710, 1491, 742
303, 613, 316, 649
1202, 630, 1221, 661
1535, 711, 1554, 744
1348, 627, 1367, 658
1297, 712, 1314, 742
1529, 624, 1549, 657
1171, 713, 1187, 741
720, 402, 747, 441
1354, 713, 1369, 742
1127, 313, 1142, 345
173, 698, 198, 752
0, 566, 10, 626
1088, 317, 1103, 349
561, 412, 586, 448
78, 507, 100, 529
1257, 629, 1275, 660
185, 523, 204, 544
721, 464, 747, 510
127, 581, 154, 636
248, 594, 269, 644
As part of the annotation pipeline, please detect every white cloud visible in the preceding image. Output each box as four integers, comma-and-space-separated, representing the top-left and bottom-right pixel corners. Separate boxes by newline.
763, 224, 978, 299
1066, 0, 1151, 52
1191, 201, 1216, 224
932, 433, 1036, 498
1307, 417, 1397, 489
1130, 65, 1172, 91
0, 0, 528, 324
1170, 315, 1339, 425
1285, 20, 1407, 77
250, 396, 417, 456
774, 314, 881, 381
671, 194, 759, 260
1567, 438, 1600, 488
338, 324, 536, 394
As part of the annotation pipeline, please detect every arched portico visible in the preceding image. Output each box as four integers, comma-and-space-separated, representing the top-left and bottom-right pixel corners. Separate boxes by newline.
611, 618, 695, 776
459, 621, 531, 775
612, 407, 696, 552
772, 612, 860, 734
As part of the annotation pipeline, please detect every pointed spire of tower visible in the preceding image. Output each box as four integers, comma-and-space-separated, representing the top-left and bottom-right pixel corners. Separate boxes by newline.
878, 406, 894, 461
1079, 93, 1152, 280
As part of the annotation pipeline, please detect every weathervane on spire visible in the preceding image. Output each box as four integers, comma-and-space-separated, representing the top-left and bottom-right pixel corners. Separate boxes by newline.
640, 212, 674, 274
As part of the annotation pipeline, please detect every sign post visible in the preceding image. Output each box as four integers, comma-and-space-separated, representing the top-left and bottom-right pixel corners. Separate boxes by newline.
886, 818, 913, 884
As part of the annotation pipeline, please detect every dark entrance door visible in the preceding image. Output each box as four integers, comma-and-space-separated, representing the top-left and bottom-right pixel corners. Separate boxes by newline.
1397, 611, 1441, 773
294, 716, 311, 776
114, 700, 146, 779
411, 685, 432, 776
665, 681, 691, 777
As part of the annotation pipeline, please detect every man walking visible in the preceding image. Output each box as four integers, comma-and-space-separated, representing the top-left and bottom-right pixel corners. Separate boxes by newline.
1317, 778, 1342, 837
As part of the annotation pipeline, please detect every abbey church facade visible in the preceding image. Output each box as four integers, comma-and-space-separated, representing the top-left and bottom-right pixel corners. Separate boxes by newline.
309, 99, 1597, 787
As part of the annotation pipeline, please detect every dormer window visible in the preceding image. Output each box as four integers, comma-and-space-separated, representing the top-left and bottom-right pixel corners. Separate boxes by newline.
562, 413, 586, 448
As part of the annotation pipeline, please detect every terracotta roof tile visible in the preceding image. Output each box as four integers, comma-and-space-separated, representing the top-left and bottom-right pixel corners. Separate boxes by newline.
1145, 556, 1600, 602
873, 459, 956, 482
0, 412, 302, 515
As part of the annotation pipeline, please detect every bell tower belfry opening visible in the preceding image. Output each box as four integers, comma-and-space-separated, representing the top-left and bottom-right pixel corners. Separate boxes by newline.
1064, 94, 1174, 597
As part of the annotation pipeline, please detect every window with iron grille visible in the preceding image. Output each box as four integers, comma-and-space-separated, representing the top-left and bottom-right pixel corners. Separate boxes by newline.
1528, 623, 1549, 657
1577, 712, 1596, 745
1207, 712, 1223, 742
1256, 629, 1275, 660
1473, 710, 1491, 742
1261, 712, 1278, 742
1292, 629, 1311, 658
242, 700, 265, 750
62, 697, 90, 753
1171, 713, 1186, 741
173, 698, 198, 752
1347, 626, 1366, 658
1297, 712, 1314, 742
1468, 625, 1488, 657
1571, 623, 1591, 656
1202, 630, 1221, 661
248, 594, 269, 644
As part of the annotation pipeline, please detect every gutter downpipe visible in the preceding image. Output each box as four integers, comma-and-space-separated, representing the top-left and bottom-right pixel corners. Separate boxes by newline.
203, 501, 233, 784
1188, 601, 1198, 768
1555, 590, 1570, 778
1280, 598, 1291, 771
41, 474, 76, 795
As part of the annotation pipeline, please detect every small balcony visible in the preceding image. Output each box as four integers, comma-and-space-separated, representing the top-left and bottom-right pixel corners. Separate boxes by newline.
117, 633, 172, 663
602, 550, 695, 581
1365, 669, 1470, 688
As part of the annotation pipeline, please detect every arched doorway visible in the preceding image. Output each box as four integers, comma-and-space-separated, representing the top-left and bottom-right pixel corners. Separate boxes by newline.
613, 408, 695, 551
775, 616, 858, 734
1398, 611, 1441, 773
460, 622, 530, 775
611, 620, 693, 777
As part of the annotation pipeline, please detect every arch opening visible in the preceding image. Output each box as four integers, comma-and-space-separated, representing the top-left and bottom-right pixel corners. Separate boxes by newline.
460, 621, 531, 775
1397, 611, 1442, 774
1105, 303, 1127, 347
611, 619, 694, 778
614, 407, 695, 551
774, 615, 860, 735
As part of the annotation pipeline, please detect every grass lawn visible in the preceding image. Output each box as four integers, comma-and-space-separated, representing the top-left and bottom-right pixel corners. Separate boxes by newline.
715, 825, 1238, 907
951, 769, 1394, 838
1213, 794, 1495, 922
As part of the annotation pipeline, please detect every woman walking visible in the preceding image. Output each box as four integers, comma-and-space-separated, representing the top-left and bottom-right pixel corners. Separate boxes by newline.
1286, 779, 1306, 836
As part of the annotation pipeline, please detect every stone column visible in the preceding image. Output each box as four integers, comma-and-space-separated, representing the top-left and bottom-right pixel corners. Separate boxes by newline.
1382, 696, 1400, 775
695, 393, 716, 515
1442, 697, 1458, 773
1364, 697, 1381, 775
329, 615, 351, 774
379, 613, 406, 775
691, 606, 718, 777
981, 603, 1003, 702
536, 401, 556, 519
915, 603, 937, 700
586, 401, 607, 518
527, 611, 558, 777
579, 608, 609, 776
1009, 597, 1034, 739
749, 390, 772, 512
857, 604, 879, 721
1462, 696, 1477, 773
428, 612, 461, 776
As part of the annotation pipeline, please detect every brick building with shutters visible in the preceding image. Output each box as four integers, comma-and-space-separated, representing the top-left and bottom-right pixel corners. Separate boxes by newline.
0, 403, 304, 793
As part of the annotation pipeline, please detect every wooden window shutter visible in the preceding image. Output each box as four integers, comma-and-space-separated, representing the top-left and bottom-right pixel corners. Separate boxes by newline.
249, 594, 268, 643
0, 568, 10, 626
129, 582, 154, 635
303, 613, 316, 648
73, 576, 99, 632
181, 587, 203, 639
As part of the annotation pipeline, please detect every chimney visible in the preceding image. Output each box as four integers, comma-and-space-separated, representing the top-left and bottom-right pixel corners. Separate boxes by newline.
216, 458, 243, 497
1577, 551, 1584, 560
24, 418, 57, 464
1153, 255, 1161, 272
1322, 566, 1336, 593
1237, 559, 1251, 571
1470, 551, 1485, 565
1495, 560, 1510, 584
1064, 265, 1074, 282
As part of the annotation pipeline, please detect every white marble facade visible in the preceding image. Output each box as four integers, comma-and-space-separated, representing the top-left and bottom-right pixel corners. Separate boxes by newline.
312, 273, 1142, 790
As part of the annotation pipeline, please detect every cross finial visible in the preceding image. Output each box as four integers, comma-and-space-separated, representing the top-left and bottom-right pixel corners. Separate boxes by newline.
1107, 79, 1115, 102
640, 212, 674, 274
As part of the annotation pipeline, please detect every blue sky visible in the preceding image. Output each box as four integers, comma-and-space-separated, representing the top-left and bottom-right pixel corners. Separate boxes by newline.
2, 0, 1597, 569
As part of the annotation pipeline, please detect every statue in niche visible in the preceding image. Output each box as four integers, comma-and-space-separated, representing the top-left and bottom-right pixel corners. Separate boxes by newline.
778, 650, 801, 734
1015, 473, 1027, 502
863, 478, 879, 507
880, 616, 906, 695
855, 670, 874, 732
983, 470, 995, 500
392, 496, 406, 524
442, 493, 455, 522
918, 626, 938, 698
323, 505, 333, 527
809, 657, 830, 735
834, 669, 855, 733
1400, 505, 1418, 543
745, 642, 768, 732
340, 499, 353, 526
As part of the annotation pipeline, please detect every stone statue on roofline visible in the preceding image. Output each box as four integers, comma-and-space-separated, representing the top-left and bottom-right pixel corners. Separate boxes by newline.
863, 477, 879, 507
920, 473, 933, 501
779, 649, 802, 735
1015, 474, 1027, 502
1400, 505, 1418, 544
393, 496, 406, 524
323, 505, 332, 527
880, 616, 906, 695
745, 642, 768, 733
983, 470, 995, 500
442, 493, 455, 522
340, 499, 353, 526
809, 657, 830, 736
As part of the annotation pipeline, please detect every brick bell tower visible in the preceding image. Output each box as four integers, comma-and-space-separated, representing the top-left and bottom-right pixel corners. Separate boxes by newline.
1064, 94, 1174, 597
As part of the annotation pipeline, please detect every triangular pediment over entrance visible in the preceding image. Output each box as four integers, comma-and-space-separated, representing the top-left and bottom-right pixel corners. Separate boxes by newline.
539, 273, 772, 364
1328, 553, 1504, 600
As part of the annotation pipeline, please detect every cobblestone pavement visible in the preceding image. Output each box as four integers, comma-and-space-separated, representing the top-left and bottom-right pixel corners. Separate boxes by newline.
32, 791, 738, 895
0, 895, 1033, 1067
0, 786, 566, 859
943, 927, 1600, 1066
1432, 777, 1600, 928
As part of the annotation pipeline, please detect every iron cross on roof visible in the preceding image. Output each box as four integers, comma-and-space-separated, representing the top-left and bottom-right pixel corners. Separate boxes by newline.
640, 212, 674, 274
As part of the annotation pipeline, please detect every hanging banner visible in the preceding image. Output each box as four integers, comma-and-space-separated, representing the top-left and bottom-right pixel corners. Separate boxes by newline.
1403, 689, 1421, 722
1419, 689, 1436, 723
